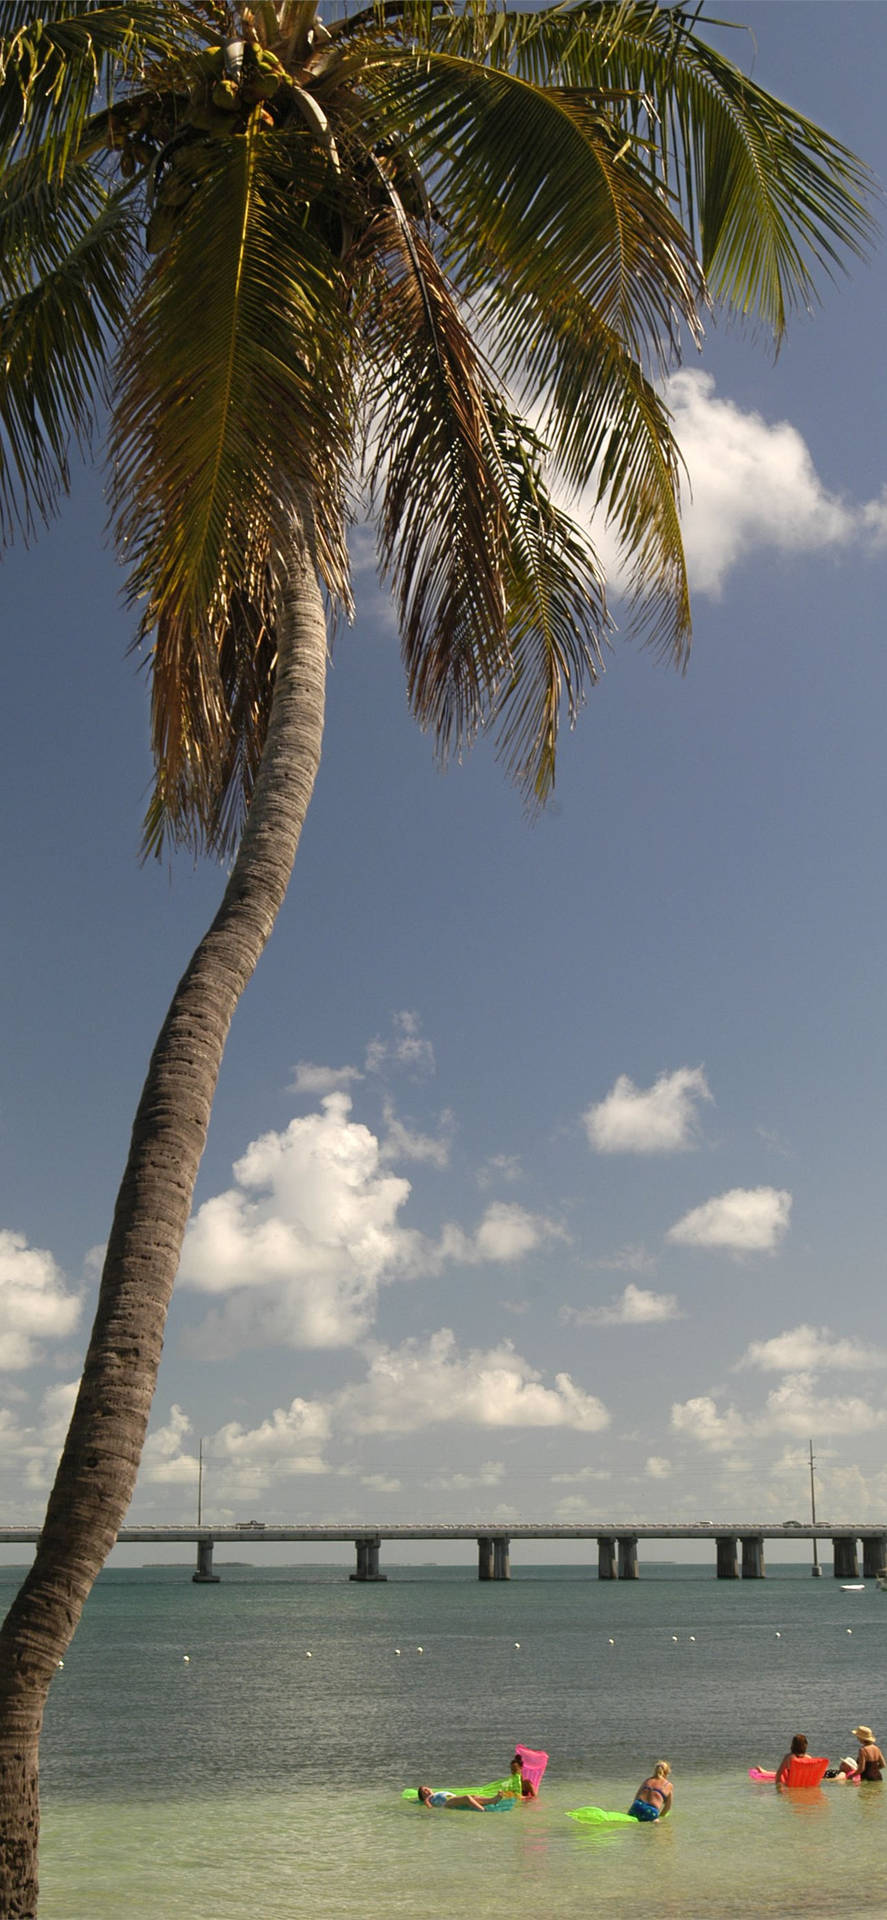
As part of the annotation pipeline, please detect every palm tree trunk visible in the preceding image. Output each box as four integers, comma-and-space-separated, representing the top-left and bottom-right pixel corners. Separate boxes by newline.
0, 507, 328, 1919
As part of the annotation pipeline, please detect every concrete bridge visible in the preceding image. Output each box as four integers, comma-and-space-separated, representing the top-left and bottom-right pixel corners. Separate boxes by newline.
1, 1522, 884, 1583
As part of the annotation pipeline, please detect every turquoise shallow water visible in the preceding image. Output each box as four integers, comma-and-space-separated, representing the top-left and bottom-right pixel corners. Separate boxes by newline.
6, 1561, 887, 1918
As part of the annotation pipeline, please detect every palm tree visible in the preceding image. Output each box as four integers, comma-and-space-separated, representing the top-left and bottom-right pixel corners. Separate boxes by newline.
0, 1, 875, 1908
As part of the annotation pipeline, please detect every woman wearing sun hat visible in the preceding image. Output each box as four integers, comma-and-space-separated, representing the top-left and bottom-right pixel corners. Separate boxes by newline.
852, 1725, 885, 1781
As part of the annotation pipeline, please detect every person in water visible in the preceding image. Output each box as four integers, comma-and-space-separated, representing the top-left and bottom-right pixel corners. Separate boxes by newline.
852, 1726, 885, 1781
775, 1733, 808, 1784
507, 1753, 538, 1798
417, 1785, 507, 1810
627, 1760, 672, 1821
825, 1756, 860, 1782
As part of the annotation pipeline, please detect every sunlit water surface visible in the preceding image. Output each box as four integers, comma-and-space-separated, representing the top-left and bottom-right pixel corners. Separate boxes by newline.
5, 1561, 885, 1918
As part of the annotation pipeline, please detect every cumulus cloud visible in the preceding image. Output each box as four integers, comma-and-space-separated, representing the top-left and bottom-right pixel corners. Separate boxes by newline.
562, 1283, 681, 1328
141, 1406, 198, 1486
661, 369, 867, 595
179, 1093, 417, 1352
431, 1460, 506, 1490
379, 1098, 454, 1168
667, 1186, 791, 1253
763, 1372, 887, 1438
178, 1098, 557, 1358
291, 1061, 364, 1095
584, 1067, 711, 1154
645, 1456, 672, 1479
365, 1011, 435, 1078
738, 1324, 887, 1373
335, 1330, 610, 1434
0, 1230, 81, 1369
435, 1201, 562, 1268
670, 1394, 748, 1449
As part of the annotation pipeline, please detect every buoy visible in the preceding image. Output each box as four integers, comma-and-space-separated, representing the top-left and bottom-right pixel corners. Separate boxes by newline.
608, 1637, 615, 1646
514, 1642, 520, 1649
57, 1660, 64, 1669
306, 1651, 312, 1658
417, 1646, 424, 1653
775, 1632, 781, 1639
183, 1654, 190, 1663
395, 1648, 401, 1655
847, 1628, 853, 1635
689, 1635, 696, 1643
672, 1634, 678, 1642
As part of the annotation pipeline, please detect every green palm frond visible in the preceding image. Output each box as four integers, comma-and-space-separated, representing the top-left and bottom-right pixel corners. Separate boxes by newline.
483, 397, 610, 806
525, 299, 691, 660
431, 1, 878, 339
0, 3, 196, 177
0, 158, 137, 541
113, 114, 353, 854
363, 203, 512, 763
373, 48, 703, 373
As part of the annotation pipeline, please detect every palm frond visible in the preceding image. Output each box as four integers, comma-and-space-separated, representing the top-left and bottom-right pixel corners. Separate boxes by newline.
0, 159, 137, 542
361, 202, 513, 764
428, 1, 878, 339
113, 114, 353, 854
482, 396, 610, 806
0, 3, 197, 178
371, 48, 704, 372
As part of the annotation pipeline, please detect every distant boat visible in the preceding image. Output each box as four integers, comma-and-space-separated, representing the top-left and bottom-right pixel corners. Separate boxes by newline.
842, 1583, 865, 1591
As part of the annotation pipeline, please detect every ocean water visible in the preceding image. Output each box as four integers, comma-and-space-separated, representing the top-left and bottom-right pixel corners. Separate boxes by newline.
6, 1561, 887, 1919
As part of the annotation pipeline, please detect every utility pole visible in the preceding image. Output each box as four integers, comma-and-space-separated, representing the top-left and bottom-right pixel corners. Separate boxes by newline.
809, 1438, 821, 1576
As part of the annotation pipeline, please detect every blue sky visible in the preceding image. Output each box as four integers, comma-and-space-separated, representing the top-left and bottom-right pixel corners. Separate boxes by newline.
1, 3, 886, 1563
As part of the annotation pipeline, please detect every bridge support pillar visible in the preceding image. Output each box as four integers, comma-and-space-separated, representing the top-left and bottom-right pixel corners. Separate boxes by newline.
492, 1536, 511, 1580
192, 1538, 219, 1584
477, 1535, 494, 1580
618, 1534, 639, 1580
862, 1536, 887, 1579
717, 1535, 739, 1579
598, 1535, 617, 1580
833, 1537, 859, 1580
349, 1535, 387, 1582
741, 1534, 765, 1579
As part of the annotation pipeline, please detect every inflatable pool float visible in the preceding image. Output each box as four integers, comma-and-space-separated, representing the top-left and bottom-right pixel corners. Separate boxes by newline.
748, 1756, 828, 1787
567, 1806, 636, 1826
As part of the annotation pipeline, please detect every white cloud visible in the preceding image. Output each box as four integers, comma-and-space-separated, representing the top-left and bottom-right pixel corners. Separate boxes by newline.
379, 1098, 454, 1168
291, 1061, 364, 1095
40, 1379, 79, 1445
435, 1201, 562, 1268
335, 1330, 610, 1434
662, 369, 863, 595
670, 1394, 748, 1450
141, 1406, 198, 1486
667, 1186, 791, 1253
179, 1093, 417, 1352
739, 1324, 887, 1373
563, 1282, 681, 1327
365, 1011, 435, 1078
359, 1473, 402, 1494
763, 1371, 887, 1438
430, 1460, 506, 1490
584, 1067, 711, 1154
645, 1456, 672, 1479
0, 1230, 81, 1369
